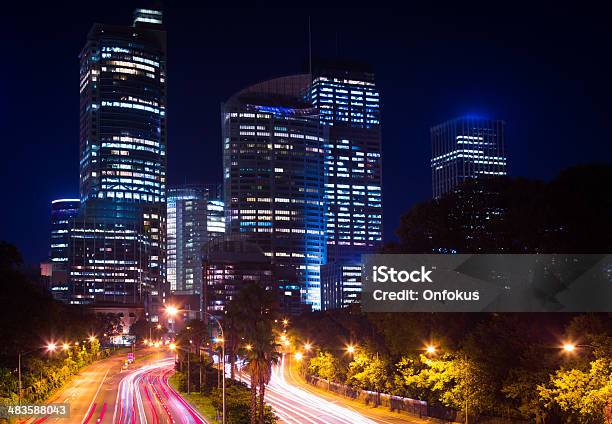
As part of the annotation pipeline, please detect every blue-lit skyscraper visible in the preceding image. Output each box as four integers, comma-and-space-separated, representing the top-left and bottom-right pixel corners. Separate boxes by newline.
309, 60, 383, 310
222, 75, 327, 310
431, 117, 507, 198
66, 8, 168, 313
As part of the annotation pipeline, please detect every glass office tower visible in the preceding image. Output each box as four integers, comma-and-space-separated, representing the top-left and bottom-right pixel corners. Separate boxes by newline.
431, 117, 507, 198
167, 185, 224, 295
74, 8, 168, 312
309, 60, 383, 310
222, 75, 327, 309
48, 199, 80, 301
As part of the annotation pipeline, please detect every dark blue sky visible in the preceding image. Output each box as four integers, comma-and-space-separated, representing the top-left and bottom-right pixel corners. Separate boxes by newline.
1, 2, 611, 264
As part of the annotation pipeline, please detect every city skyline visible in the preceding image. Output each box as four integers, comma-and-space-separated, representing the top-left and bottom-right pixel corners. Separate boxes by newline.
2, 3, 611, 264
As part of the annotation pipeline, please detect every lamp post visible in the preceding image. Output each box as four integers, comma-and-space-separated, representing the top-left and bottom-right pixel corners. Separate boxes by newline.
203, 312, 225, 424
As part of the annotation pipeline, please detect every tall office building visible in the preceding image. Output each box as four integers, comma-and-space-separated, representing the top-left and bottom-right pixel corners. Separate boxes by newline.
47, 199, 80, 301
431, 117, 507, 198
66, 200, 154, 305
167, 185, 225, 295
222, 75, 327, 309
67, 8, 168, 313
308, 60, 383, 310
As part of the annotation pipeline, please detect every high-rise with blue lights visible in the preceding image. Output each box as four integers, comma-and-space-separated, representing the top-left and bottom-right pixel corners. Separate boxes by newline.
431, 117, 507, 198
222, 75, 326, 310
309, 60, 383, 310
65, 8, 168, 313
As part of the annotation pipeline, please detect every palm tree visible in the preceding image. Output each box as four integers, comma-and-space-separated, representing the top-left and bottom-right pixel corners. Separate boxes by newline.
245, 321, 280, 424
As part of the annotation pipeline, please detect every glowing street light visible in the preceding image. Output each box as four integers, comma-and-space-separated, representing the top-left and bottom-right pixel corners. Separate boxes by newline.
346, 344, 356, 355
157, 324, 162, 330
62, 343, 70, 351
562, 343, 576, 352
426, 345, 437, 354
89, 335, 97, 342
46, 343, 57, 352
282, 319, 289, 326
294, 352, 303, 361
169, 343, 177, 351
245, 344, 252, 351
165, 305, 179, 316
304, 343, 312, 351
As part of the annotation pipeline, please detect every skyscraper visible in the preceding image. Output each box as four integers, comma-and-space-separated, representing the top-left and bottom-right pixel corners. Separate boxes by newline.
47, 199, 80, 302
222, 75, 327, 309
431, 117, 507, 198
309, 60, 383, 310
167, 185, 224, 295
61, 8, 168, 314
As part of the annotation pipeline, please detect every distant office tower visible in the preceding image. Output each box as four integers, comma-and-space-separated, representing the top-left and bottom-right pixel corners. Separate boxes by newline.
431, 117, 507, 198
167, 185, 224, 295
47, 199, 80, 301
74, 8, 168, 314
309, 60, 383, 310
222, 75, 327, 309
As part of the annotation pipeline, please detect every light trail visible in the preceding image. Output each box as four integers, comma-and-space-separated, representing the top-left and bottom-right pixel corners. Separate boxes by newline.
112, 357, 207, 424
239, 356, 377, 424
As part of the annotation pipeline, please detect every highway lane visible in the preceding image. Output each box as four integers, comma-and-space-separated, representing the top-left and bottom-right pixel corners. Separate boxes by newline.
112, 356, 207, 424
239, 356, 377, 424
18, 349, 133, 424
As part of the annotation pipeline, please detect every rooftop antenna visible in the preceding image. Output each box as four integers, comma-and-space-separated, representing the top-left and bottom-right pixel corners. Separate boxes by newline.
308, 16, 312, 74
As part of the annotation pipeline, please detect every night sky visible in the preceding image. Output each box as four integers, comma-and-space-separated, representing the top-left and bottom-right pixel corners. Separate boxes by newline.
1, 2, 611, 264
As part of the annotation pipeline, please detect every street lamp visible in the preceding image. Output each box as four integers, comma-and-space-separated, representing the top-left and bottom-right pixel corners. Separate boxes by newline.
561, 342, 595, 353
346, 344, 356, 355
294, 352, 303, 361
425, 345, 437, 355
303, 343, 312, 352
562, 343, 576, 352
203, 311, 225, 424
62, 343, 70, 351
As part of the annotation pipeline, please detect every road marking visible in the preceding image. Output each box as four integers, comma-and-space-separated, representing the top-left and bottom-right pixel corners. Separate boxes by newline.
82, 368, 109, 424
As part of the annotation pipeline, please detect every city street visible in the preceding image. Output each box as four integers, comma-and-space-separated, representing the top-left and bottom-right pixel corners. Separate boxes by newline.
263, 356, 377, 424
17, 347, 207, 424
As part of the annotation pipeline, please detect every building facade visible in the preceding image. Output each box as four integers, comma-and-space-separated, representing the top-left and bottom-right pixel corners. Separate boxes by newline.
202, 235, 301, 320
167, 185, 224, 295
73, 8, 168, 314
431, 117, 507, 199
308, 60, 383, 310
222, 75, 327, 309
65, 200, 154, 305
47, 199, 80, 302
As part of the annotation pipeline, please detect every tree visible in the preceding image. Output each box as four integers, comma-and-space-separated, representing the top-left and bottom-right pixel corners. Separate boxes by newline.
244, 320, 280, 424
308, 351, 344, 386
94, 313, 123, 336
346, 350, 389, 398
402, 353, 496, 420
538, 356, 612, 423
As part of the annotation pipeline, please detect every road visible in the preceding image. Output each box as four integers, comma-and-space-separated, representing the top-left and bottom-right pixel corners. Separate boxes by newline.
261, 356, 428, 424
18, 348, 207, 424
238, 356, 375, 424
